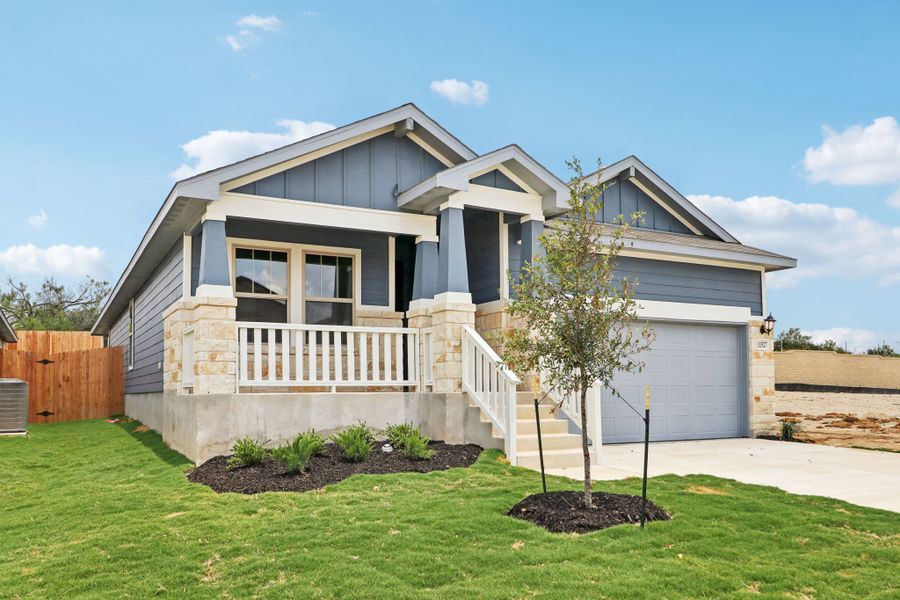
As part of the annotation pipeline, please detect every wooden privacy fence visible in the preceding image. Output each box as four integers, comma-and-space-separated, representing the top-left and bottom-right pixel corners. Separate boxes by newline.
0, 347, 124, 423
5, 330, 104, 354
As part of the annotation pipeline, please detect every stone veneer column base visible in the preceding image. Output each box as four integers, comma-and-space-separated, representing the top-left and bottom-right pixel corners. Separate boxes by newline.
748, 319, 777, 437
430, 293, 475, 393
163, 296, 238, 395
474, 300, 533, 391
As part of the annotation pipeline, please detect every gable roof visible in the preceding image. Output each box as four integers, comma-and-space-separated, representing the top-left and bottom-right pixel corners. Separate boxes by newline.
92, 103, 478, 335
583, 156, 739, 243
397, 145, 569, 216
0, 308, 16, 344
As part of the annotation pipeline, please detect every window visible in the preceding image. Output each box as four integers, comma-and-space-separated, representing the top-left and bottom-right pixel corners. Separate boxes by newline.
127, 298, 135, 370
304, 253, 353, 326
234, 248, 289, 324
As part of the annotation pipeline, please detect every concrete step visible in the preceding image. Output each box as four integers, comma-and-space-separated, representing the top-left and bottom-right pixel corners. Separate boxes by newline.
517, 418, 568, 435
516, 391, 539, 405
517, 432, 583, 452
516, 449, 585, 469
516, 404, 556, 419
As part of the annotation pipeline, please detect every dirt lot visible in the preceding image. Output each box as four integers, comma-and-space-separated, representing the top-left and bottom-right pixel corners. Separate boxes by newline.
774, 391, 900, 451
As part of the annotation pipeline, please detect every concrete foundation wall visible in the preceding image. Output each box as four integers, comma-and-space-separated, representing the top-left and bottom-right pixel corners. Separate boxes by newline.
124, 391, 500, 464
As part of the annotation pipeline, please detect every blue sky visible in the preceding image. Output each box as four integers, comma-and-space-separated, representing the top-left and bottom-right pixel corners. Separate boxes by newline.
1, 1, 899, 351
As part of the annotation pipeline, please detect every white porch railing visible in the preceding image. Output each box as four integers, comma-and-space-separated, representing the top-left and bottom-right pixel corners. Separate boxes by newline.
421, 327, 434, 388
461, 325, 521, 465
237, 322, 420, 390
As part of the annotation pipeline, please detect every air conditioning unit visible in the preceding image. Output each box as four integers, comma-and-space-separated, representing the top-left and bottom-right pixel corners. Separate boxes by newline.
0, 379, 28, 434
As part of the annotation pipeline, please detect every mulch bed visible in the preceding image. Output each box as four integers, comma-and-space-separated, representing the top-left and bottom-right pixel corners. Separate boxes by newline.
187, 441, 482, 494
508, 490, 670, 533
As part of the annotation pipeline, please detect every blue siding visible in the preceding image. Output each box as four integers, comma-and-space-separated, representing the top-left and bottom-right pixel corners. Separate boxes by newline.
226, 219, 391, 306
507, 220, 522, 296
600, 179, 692, 235
463, 209, 501, 304
615, 256, 763, 315
470, 169, 524, 192
234, 133, 444, 211
109, 241, 184, 394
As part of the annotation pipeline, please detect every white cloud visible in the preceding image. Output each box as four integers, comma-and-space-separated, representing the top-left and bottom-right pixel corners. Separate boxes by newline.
226, 31, 256, 51
27, 209, 47, 228
0, 244, 105, 277
688, 194, 900, 289
236, 15, 281, 31
803, 116, 900, 185
803, 327, 899, 354
170, 119, 336, 180
888, 188, 900, 209
430, 79, 489, 106
226, 14, 281, 51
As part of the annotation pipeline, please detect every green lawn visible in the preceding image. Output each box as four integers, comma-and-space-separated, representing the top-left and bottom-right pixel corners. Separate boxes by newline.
1, 421, 898, 599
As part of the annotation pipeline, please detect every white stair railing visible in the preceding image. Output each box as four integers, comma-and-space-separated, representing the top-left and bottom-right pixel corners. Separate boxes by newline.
461, 325, 521, 465
237, 322, 419, 390
539, 370, 602, 452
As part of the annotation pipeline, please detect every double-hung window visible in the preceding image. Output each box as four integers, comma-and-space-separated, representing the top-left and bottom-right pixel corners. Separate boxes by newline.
234, 248, 289, 324
304, 253, 353, 326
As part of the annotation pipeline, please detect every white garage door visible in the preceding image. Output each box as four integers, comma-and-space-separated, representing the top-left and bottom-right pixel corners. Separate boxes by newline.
601, 321, 745, 443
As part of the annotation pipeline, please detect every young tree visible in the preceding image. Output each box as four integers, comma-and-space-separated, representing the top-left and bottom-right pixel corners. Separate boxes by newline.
0, 277, 110, 331
866, 343, 899, 357
503, 159, 653, 509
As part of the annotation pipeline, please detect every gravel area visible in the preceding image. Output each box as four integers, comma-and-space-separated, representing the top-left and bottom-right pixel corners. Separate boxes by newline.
774, 391, 900, 451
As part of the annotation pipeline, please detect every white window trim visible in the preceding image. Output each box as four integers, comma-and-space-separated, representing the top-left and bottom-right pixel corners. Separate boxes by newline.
226, 237, 377, 325
127, 298, 135, 371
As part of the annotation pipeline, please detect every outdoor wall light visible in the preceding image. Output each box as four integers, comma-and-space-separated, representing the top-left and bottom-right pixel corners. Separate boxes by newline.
761, 313, 776, 336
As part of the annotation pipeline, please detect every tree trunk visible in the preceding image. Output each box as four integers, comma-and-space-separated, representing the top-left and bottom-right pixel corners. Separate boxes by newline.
580, 384, 592, 509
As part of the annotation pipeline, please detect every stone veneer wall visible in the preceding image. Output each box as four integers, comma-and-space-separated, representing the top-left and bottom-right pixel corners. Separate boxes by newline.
163, 296, 238, 395
430, 296, 475, 393
356, 307, 404, 328
748, 319, 776, 437
775, 350, 900, 389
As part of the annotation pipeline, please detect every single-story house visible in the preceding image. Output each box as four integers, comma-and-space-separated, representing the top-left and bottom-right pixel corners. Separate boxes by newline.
92, 103, 796, 465
0, 309, 16, 348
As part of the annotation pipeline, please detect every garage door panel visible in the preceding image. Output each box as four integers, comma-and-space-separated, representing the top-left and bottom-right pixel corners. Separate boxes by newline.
601, 322, 744, 444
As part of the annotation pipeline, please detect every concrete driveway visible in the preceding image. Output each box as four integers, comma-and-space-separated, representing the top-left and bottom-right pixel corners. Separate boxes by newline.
547, 438, 900, 512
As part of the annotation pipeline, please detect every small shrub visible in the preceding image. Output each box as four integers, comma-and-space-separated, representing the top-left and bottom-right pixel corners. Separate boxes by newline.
271, 430, 328, 474
401, 430, 435, 461
780, 419, 803, 442
293, 430, 327, 457
272, 444, 312, 474
331, 423, 374, 462
384, 423, 416, 449
227, 437, 266, 468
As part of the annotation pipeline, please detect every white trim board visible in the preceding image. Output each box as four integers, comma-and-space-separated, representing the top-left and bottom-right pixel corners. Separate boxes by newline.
635, 299, 751, 325
210, 192, 437, 238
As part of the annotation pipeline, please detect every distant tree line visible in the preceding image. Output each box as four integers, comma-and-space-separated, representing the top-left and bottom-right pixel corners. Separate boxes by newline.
0, 277, 110, 331
776, 327, 898, 357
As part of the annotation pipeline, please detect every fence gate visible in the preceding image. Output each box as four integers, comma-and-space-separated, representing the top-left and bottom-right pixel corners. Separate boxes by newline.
0, 347, 124, 423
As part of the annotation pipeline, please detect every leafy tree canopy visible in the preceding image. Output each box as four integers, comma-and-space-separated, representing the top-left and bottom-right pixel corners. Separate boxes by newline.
0, 277, 110, 331
866, 343, 899, 357
775, 327, 849, 354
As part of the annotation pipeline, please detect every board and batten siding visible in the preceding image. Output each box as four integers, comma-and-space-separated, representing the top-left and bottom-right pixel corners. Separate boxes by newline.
599, 179, 692, 235
616, 256, 763, 315
225, 219, 392, 307
109, 241, 184, 394
232, 132, 445, 211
